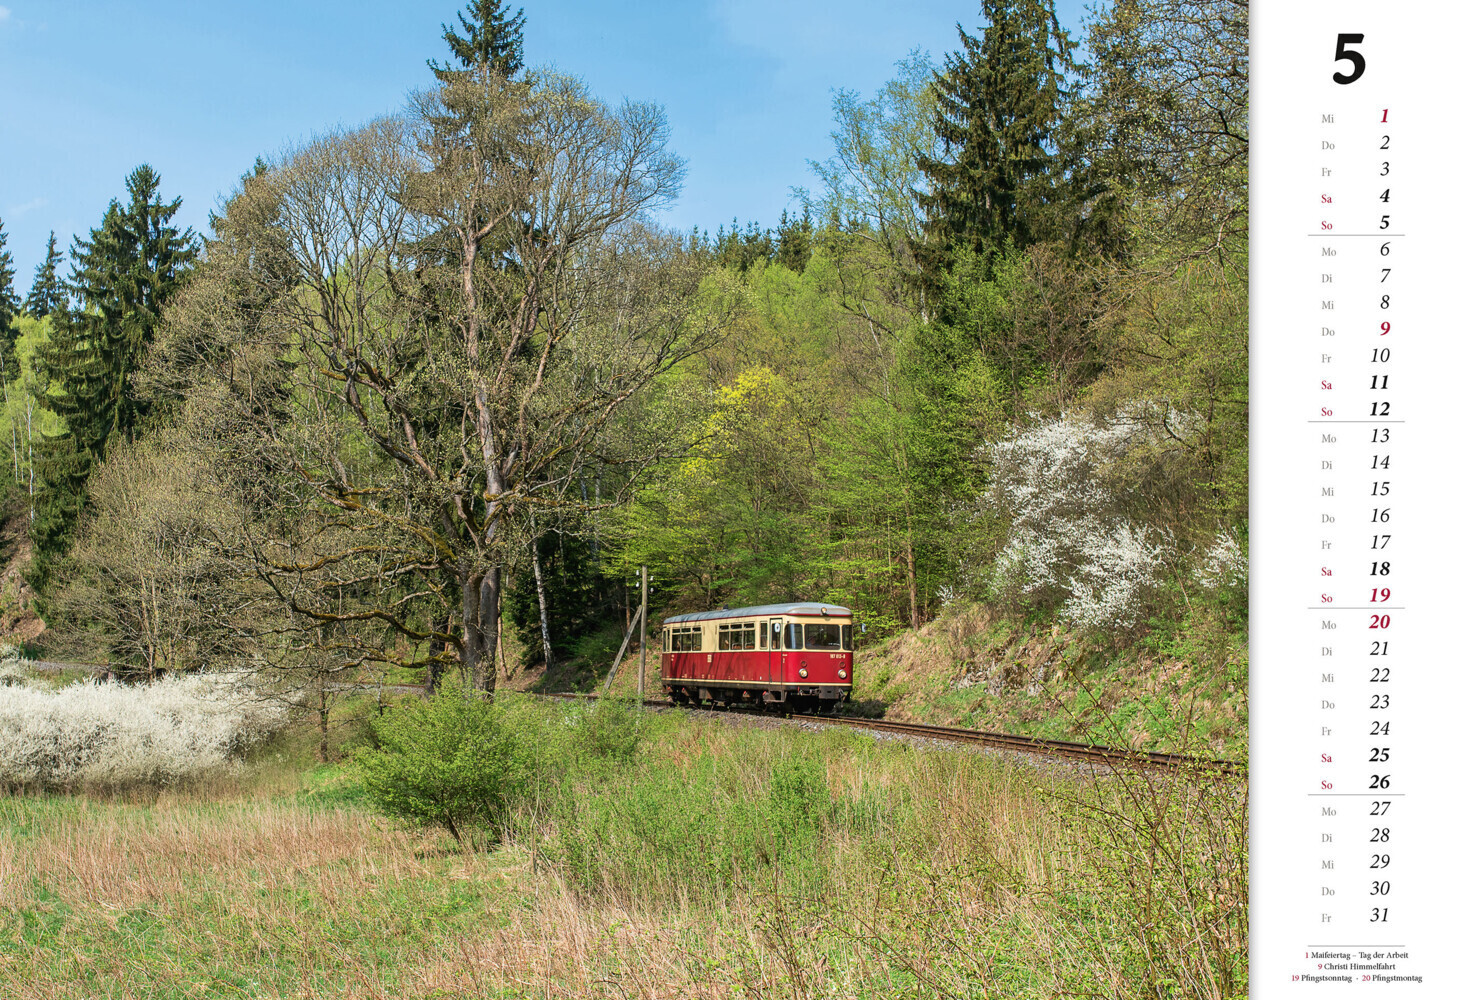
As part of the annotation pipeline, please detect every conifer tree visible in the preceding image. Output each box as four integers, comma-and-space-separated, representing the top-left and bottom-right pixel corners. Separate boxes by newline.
0, 218, 19, 368
29, 166, 196, 601
0, 218, 19, 330
423, 1, 528, 152
429, 0, 525, 84
417, 1, 533, 681
24, 232, 65, 318
0, 218, 20, 406
915, 1, 1075, 262
773, 208, 814, 273
59, 164, 196, 448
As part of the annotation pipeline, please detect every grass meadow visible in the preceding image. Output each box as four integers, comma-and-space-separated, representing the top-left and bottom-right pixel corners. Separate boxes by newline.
0, 698, 1247, 999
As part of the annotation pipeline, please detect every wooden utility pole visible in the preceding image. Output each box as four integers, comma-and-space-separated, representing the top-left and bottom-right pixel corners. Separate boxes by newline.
600, 603, 642, 696
637, 565, 648, 703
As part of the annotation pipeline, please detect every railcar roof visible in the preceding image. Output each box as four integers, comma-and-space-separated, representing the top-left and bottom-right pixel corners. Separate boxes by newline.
662, 602, 853, 624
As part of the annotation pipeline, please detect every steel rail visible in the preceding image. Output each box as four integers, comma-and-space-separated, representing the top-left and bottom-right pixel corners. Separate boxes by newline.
784, 713, 1244, 776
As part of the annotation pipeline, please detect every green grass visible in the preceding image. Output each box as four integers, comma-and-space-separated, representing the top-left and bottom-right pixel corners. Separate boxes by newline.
0, 699, 1247, 999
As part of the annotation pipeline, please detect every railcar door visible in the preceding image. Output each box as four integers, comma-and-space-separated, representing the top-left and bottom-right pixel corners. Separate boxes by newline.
769, 618, 784, 685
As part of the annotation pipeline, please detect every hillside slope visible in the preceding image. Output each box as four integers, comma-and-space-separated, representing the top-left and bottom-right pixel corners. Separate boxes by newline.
851, 601, 1247, 758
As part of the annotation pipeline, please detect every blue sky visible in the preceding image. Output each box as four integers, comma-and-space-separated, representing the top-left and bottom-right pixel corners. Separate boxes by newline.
0, 0, 1088, 288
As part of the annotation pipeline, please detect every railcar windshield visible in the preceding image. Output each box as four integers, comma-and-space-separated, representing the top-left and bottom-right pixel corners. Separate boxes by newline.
804, 623, 842, 650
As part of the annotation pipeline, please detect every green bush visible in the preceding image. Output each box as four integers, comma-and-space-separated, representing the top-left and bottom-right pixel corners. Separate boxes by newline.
355, 688, 528, 848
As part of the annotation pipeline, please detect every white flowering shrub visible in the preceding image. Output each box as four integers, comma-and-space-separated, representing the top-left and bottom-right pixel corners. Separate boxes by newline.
1195, 530, 1248, 591
986, 413, 1174, 631
0, 673, 289, 788
0, 647, 29, 688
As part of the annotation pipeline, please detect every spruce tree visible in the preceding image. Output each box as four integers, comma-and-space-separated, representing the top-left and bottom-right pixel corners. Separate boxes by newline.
418, 3, 530, 684
423, 1, 528, 155
429, 0, 525, 84
0, 218, 20, 404
915, 1, 1076, 261
773, 208, 814, 273
0, 218, 19, 329
0, 218, 19, 366
60, 164, 197, 447
29, 166, 196, 601
24, 232, 65, 318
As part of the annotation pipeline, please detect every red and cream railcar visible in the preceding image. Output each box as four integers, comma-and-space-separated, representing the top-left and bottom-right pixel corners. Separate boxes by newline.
660, 602, 854, 712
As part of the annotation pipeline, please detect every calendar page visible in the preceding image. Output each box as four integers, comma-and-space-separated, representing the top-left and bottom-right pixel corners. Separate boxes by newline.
1253, 3, 1459, 993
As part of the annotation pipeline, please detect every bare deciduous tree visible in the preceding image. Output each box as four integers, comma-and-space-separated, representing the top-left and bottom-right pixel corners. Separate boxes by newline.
150, 71, 728, 691
53, 434, 271, 677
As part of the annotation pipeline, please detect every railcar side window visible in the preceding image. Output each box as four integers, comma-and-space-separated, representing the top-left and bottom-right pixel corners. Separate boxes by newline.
669, 626, 705, 652
771, 621, 781, 649
804, 623, 841, 650
719, 621, 755, 650
785, 623, 803, 650
759, 621, 767, 648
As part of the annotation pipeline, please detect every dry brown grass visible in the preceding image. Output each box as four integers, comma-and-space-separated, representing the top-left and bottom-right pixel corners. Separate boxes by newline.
0, 786, 783, 1000
0, 710, 1245, 999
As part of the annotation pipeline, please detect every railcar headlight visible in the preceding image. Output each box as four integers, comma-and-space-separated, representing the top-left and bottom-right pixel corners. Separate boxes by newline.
837, 669, 847, 679
798, 667, 809, 679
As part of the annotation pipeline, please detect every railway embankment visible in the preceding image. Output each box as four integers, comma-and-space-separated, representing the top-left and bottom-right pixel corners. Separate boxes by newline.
848, 600, 1247, 760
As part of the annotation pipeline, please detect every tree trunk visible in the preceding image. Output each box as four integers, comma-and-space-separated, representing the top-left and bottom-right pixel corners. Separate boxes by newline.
426, 614, 448, 695
463, 568, 501, 693
530, 521, 554, 670
481, 567, 501, 692
25, 398, 33, 524
462, 570, 484, 691
318, 681, 331, 763
904, 511, 920, 628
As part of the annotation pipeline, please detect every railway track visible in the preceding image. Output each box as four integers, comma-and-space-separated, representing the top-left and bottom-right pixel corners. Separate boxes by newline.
783, 712, 1243, 777
551, 693, 1243, 777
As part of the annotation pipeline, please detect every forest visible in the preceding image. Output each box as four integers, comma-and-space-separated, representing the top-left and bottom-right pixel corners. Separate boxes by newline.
0, 0, 1247, 716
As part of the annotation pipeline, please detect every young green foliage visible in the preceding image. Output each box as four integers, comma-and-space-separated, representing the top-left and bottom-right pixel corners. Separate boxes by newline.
356, 687, 529, 847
